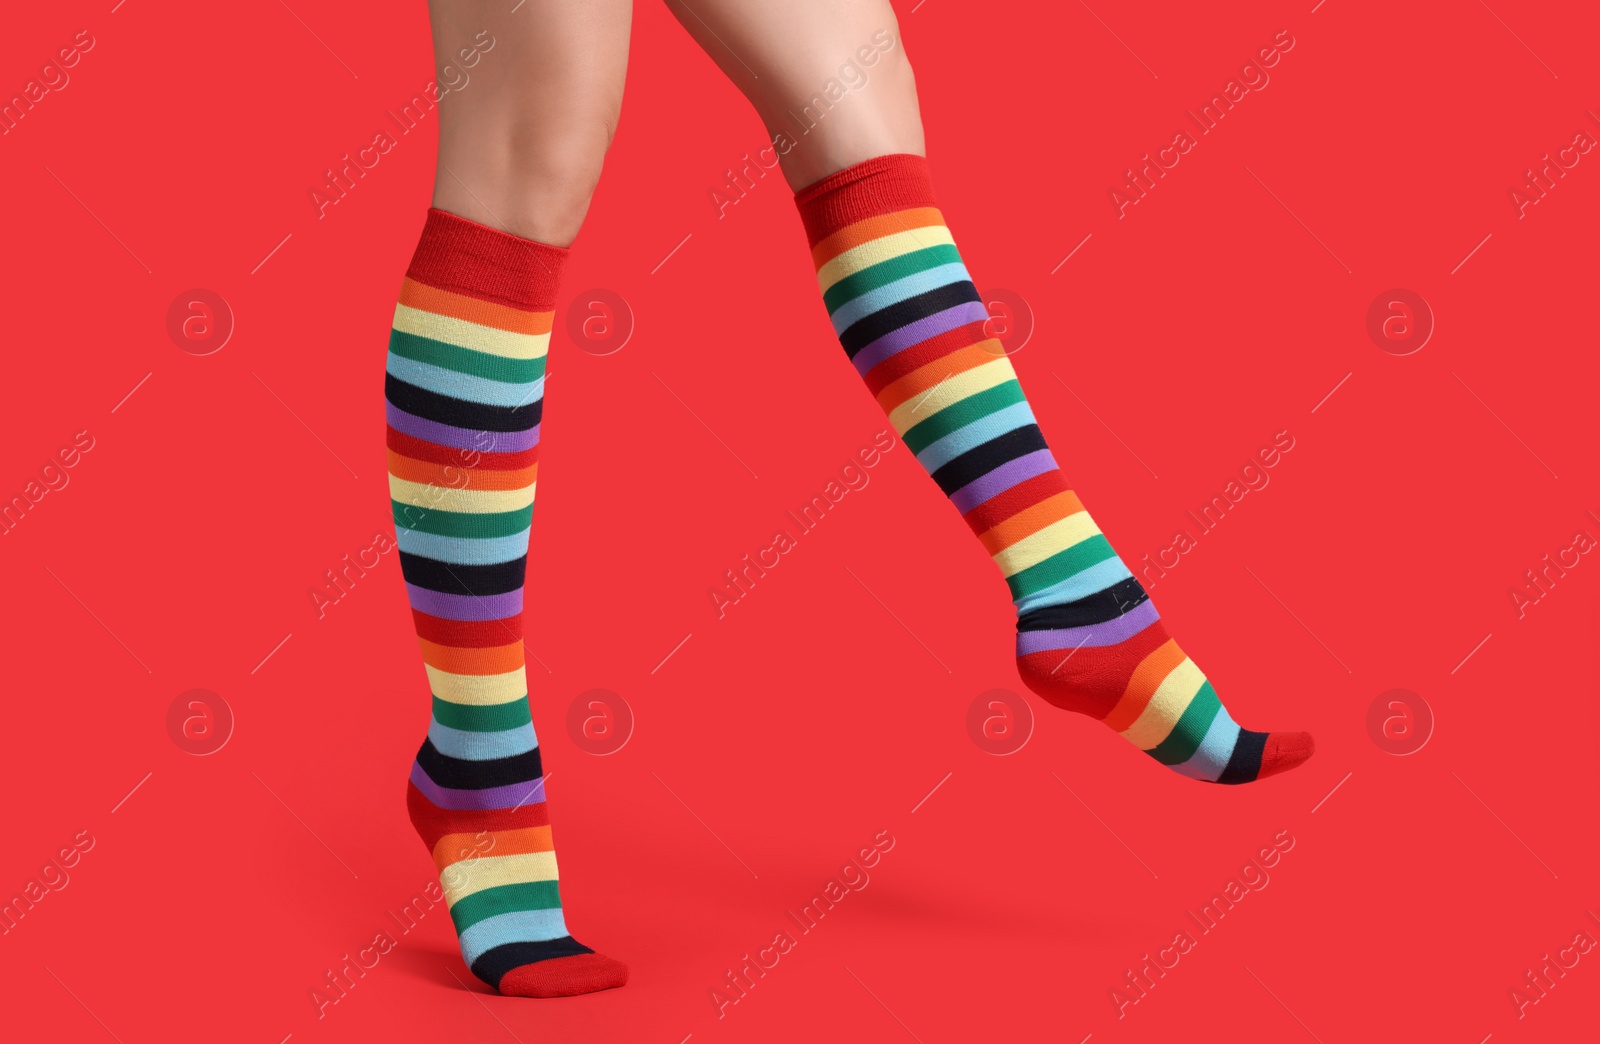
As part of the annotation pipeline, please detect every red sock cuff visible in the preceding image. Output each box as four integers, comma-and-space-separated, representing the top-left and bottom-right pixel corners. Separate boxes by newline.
792, 153, 940, 249
406, 207, 569, 312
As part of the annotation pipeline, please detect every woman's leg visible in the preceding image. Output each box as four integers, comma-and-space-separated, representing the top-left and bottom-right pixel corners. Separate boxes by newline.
388, 0, 630, 997
670, 0, 1313, 783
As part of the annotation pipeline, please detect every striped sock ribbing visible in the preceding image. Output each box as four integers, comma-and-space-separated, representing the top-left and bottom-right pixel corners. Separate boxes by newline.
388, 208, 626, 996
794, 155, 1313, 784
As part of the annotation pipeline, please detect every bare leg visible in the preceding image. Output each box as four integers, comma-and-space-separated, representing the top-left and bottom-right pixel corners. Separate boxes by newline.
430, 0, 632, 244
663, 0, 922, 189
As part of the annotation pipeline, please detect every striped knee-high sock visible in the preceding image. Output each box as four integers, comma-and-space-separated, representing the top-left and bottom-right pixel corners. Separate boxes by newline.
793, 155, 1313, 784
387, 208, 626, 996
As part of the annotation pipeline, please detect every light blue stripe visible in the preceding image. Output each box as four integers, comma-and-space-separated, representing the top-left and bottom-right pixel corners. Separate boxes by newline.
1014, 557, 1134, 614
386, 353, 544, 409
428, 721, 539, 761
915, 400, 1037, 473
397, 527, 529, 566
829, 262, 972, 334
1173, 709, 1241, 781
459, 909, 571, 965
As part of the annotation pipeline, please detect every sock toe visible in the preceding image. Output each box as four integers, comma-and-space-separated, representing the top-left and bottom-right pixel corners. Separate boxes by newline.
498, 953, 629, 998
1257, 731, 1315, 779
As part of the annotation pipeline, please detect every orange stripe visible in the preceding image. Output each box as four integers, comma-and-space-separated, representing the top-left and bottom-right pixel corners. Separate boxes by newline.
978, 491, 1086, 556
388, 450, 537, 490
417, 638, 524, 675
400, 277, 553, 335
1101, 639, 1186, 732
812, 207, 946, 268
875, 344, 998, 415
434, 825, 553, 868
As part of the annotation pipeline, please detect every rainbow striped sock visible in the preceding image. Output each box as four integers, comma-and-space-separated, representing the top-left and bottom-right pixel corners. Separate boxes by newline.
388, 208, 626, 996
794, 155, 1313, 784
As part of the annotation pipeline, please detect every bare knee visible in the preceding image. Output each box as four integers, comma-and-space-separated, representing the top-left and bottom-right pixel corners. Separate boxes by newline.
763, 31, 926, 191
435, 111, 617, 248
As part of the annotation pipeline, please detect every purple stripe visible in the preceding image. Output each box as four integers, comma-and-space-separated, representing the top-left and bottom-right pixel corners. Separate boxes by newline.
850, 302, 990, 377
405, 583, 523, 621
1016, 600, 1161, 655
949, 449, 1059, 514
387, 402, 540, 454
410, 762, 545, 811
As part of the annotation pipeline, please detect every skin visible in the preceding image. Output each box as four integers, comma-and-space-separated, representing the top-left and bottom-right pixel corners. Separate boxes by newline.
426, 0, 924, 245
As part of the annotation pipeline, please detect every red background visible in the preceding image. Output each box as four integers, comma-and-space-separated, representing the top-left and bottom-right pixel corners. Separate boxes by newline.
3, 1, 1597, 1041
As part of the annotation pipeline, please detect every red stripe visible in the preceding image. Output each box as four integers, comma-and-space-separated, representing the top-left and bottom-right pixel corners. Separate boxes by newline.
406, 208, 568, 312
1017, 625, 1172, 720
862, 319, 991, 397
407, 781, 550, 849
794, 154, 939, 250
962, 471, 1068, 537
387, 426, 538, 470
413, 610, 522, 648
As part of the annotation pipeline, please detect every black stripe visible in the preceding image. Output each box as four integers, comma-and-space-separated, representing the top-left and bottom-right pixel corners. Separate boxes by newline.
928, 425, 1049, 496
473, 937, 593, 988
385, 373, 541, 432
838, 281, 981, 358
400, 551, 526, 596
1216, 729, 1266, 785
415, 739, 543, 790
1017, 578, 1149, 632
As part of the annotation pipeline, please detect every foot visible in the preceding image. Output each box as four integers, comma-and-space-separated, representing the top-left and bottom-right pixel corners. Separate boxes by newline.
1016, 578, 1313, 783
408, 776, 628, 996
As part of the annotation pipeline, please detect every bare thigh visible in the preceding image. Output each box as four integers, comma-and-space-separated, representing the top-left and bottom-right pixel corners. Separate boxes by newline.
663, 0, 925, 190
428, 0, 632, 246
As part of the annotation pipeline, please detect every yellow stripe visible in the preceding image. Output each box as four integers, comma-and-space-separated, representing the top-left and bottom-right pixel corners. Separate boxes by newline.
816, 225, 956, 296
393, 303, 550, 361
1121, 658, 1206, 749
389, 475, 536, 513
886, 356, 1017, 434
426, 665, 526, 705
442, 851, 560, 905
993, 512, 1103, 577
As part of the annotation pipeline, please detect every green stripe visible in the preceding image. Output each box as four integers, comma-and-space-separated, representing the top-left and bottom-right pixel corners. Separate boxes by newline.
431, 696, 532, 732
1006, 535, 1118, 599
823, 243, 962, 315
393, 500, 532, 538
449, 880, 563, 934
903, 380, 1026, 455
1146, 682, 1222, 765
388, 329, 545, 384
